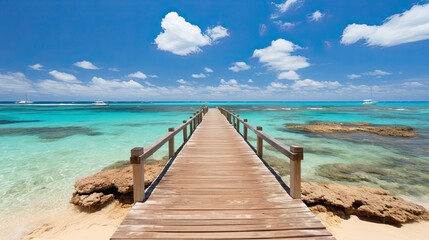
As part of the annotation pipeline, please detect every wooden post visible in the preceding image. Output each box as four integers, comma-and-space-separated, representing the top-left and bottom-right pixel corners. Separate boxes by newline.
193, 113, 197, 128
168, 127, 174, 158
130, 147, 144, 203
256, 126, 263, 158
236, 115, 240, 132
189, 116, 193, 134
244, 119, 248, 140
183, 120, 187, 142
290, 145, 303, 199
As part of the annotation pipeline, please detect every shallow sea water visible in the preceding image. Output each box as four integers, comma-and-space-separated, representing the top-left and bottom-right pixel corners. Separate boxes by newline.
0, 101, 428, 238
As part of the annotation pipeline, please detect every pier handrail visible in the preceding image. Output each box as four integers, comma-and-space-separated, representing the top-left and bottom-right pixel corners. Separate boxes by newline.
218, 107, 303, 199
130, 106, 208, 202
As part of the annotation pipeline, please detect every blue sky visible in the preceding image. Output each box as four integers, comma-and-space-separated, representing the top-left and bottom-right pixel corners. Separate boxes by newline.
1, 0, 429, 101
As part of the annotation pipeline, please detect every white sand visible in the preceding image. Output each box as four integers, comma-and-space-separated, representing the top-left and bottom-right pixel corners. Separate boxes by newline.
22, 206, 429, 240
22, 203, 130, 240
324, 215, 429, 240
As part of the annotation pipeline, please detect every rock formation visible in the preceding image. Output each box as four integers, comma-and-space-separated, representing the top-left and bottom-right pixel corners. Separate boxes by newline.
70, 159, 167, 211
286, 122, 415, 137
70, 160, 429, 225
302, 182, 429, 225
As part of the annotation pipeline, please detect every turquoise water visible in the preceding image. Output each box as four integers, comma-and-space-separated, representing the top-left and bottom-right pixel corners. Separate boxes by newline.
0, 101, 428, 237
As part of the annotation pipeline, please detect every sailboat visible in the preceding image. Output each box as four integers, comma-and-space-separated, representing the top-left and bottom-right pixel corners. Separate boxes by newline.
16, 94, 33, 104
363, 87, 377, 105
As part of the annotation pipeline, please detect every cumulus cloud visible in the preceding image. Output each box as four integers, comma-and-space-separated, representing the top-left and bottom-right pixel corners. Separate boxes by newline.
74, 60, 99, 70
49, 70, 79, 82
154, 12, 228, 56
267, 82, 288, 91
128, 71, 148, 79
248, 79, 254, 83
347, 74, 361, 79
204, 67, 213, 73
206, 26, 229, 41
341, 3, 429, 47
309, 10, 324, 22
229, 62, 251, 72
278, 70, 300, 80
89, 77, 144, 90
253, 39, 310, 78
29, 63, 43, 71
0, 72, 33, 92
177, 79, 188, 85
192, 73, 207, 78
291, 79, 341, 91
274, 20, 295, 30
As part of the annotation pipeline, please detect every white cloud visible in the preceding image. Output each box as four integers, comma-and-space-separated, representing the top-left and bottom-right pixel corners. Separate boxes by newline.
278, 70, 300, 80
204, 67, 213, 73
154, 12, 228, 56
48, 70, 79, 82
267, 82, 288, 91
148, 74, 158, 78
364, 69, 391, 76
274, 20, 295, 30
341, 3, 429, 47
275, 0, 300, 14
309, 10, 324, 22
177, 79, 188, 85
73, 60, 99, 70
29, 63, 43, 71
229, 62, 251, 72
291, 79, 341, 91
248, 79, 254, 83
128, 71, 148, 79
259, 24, 267, 36
206, 26, 229, 41
89, 77, 144, 90
0, 72, 33, 93
403, 81, 423, 88
253, 39, 310, 78
109, 67, 119, 72
191, 73, 207, 78
347, 74, 361, 79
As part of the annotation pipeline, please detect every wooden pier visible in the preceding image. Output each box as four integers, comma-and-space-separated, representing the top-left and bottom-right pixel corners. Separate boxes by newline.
111, 107, 333, 239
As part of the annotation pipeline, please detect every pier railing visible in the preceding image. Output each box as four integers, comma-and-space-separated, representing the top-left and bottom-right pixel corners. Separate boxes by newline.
130, 106, 208, 202
218, 107, 304, 199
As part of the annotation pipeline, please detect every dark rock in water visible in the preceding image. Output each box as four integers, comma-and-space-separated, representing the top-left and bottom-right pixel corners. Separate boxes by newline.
302, 182, 429, 225
0, 119, 41, 124
71, 160, 168, 210
286, 122, 416, 137
0, 126, 102, 140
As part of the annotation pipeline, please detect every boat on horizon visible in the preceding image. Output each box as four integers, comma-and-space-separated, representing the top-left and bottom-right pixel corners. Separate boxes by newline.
16, 94, 33, 104
363, 87, 377, 105
91, 100, 108, 106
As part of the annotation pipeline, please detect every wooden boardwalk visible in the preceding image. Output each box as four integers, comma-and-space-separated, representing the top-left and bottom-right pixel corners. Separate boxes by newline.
111, 108, 333, 239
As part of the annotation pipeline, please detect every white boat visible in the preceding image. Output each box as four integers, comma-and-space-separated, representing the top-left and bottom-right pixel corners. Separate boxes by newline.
363, 99, 377, 105
91, 100, 108, 106
16, 95, 33, 104
363, 87, 377, 105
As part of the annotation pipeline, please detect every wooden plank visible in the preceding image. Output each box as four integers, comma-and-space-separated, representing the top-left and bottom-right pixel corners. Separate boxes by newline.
111, 108, 333, 239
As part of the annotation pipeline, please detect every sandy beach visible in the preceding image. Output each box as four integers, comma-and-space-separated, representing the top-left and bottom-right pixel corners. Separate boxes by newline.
22, 204, 428, 240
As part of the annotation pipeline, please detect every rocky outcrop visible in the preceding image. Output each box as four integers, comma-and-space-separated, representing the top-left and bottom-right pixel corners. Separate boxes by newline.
286, 122, 415, 137
70, 160, 167, 211
302, 182, 429, 225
